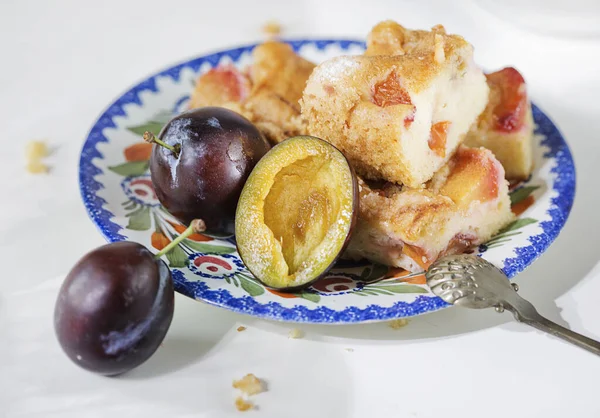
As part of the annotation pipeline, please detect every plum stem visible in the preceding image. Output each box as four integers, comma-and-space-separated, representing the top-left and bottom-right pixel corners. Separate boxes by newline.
155, 219, 207, 259
143, 131, 181, 157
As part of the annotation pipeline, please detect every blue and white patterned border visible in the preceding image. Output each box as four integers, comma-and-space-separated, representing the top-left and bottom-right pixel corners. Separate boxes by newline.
79, 40, 576, 323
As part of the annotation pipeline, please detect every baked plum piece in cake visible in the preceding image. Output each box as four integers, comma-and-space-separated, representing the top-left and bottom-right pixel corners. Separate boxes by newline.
301, 21, 489, 188
465, 67, 534, 180
190, 41, 314, 143
344, 146, 514, 272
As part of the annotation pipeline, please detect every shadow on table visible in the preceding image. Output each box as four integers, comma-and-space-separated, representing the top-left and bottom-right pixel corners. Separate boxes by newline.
123, 298, 242, 379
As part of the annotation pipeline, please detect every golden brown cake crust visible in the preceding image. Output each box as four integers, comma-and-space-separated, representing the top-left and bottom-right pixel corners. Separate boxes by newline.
358, 183, 456, 244
250, 41, 315, 111
301, 20, 489, 187
364, 21, 470, 92
189, 41, 313, 144
189, 65, 251, 109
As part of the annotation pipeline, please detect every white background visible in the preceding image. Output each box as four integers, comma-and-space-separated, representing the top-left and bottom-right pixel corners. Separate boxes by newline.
2, 0, 600, 417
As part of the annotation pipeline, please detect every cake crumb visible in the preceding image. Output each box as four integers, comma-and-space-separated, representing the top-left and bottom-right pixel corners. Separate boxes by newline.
26, 140, 49, 160
431, 24, 446, 34
25, 140, 50, 174
262, 20, 282, 37
233, 373, 264, 396
26, 160, 49, 174
237, 326, 247, 332
288, 328, 304, 339
345, 348, 354, 352
235, 396, 254, 412
388, 318, 409, 330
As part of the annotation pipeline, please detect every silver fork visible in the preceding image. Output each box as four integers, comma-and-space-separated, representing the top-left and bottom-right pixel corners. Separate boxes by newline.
425, 254, 600, 356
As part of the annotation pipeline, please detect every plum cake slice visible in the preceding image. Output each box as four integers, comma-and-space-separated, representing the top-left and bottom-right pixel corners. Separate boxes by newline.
301, 21, 489, 187
465, 67, 534, 180
344, 146, 514, 272
190, 41, 314, 143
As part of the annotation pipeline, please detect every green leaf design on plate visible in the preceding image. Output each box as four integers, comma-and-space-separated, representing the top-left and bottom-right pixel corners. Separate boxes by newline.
108, 161, 149, 177
126, 206, 151, 231
482, 217, 538, 249
499, 217, 538, 234
365, 284, 428, 294
299, 292, 320, 303
124, 201, 137, 210
510, 186, 540, 205
485, 231, 521, 246
202, 231, 235, 239
183, 240, 236, 254
126, 121, 166, 136
360, 263, 389, 282
123, 200, 138, 211
153, 110, 175, 123
355, 290, 379, 296
152, 212, 163, 234
165, 244, 188, 268
361, 288, 392, 295
238, 275, 265, 297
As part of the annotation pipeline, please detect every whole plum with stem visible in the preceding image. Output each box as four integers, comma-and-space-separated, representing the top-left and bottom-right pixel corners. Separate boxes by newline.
54, 220, 205, 376
146, 107, 271, 234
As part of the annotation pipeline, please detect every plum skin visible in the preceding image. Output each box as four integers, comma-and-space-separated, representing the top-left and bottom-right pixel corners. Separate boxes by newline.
54, 241, 174, 376
150, 107, 271, 234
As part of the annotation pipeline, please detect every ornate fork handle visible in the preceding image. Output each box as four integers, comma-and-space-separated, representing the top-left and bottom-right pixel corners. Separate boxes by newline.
426, 254, 600, 356
503, 294, 600, 356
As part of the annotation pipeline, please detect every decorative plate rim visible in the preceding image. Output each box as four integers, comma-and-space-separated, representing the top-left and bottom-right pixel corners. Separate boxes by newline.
79, 39, 576, 323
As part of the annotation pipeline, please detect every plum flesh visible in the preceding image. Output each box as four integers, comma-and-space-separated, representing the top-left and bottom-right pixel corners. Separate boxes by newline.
235, 136, 358, 291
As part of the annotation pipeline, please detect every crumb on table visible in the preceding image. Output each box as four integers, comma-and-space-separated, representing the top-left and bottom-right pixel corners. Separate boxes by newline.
262, 20, 282, 37
288, 328, 304, 339
235, 396, 254, 412
237, 326, 247, 332
26, 160, 49, 174
233, 373, 264, 396
345, 348, 354, 352
25, 140, 50, 174
25, 140, 48, 160
388, 319, 409, 330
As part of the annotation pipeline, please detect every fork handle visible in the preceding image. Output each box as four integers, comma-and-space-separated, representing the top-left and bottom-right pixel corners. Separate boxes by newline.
520, 314, 600, 356
504, 294, 600, 356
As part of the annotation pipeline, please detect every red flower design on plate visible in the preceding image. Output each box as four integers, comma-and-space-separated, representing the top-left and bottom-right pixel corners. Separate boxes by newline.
188, 253, 245, 279
311, 275, 360, 293
151, 232, 170, 251
169, 221, 213, 242
124, 142, 153, 162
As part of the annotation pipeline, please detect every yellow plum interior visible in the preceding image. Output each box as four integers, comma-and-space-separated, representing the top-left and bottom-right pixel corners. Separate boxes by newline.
235, 136, 357, 290
264, 155, 342, 275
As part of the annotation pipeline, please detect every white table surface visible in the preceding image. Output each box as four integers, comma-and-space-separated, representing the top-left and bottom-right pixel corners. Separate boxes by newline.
2, 0, 600, 417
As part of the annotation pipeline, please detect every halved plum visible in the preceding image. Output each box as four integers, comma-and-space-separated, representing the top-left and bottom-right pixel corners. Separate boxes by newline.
235, 136, 358, 291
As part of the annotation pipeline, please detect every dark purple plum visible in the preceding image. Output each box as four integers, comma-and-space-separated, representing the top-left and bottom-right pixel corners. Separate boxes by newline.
147, 106, 271, 234
54, 241, 174, 376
